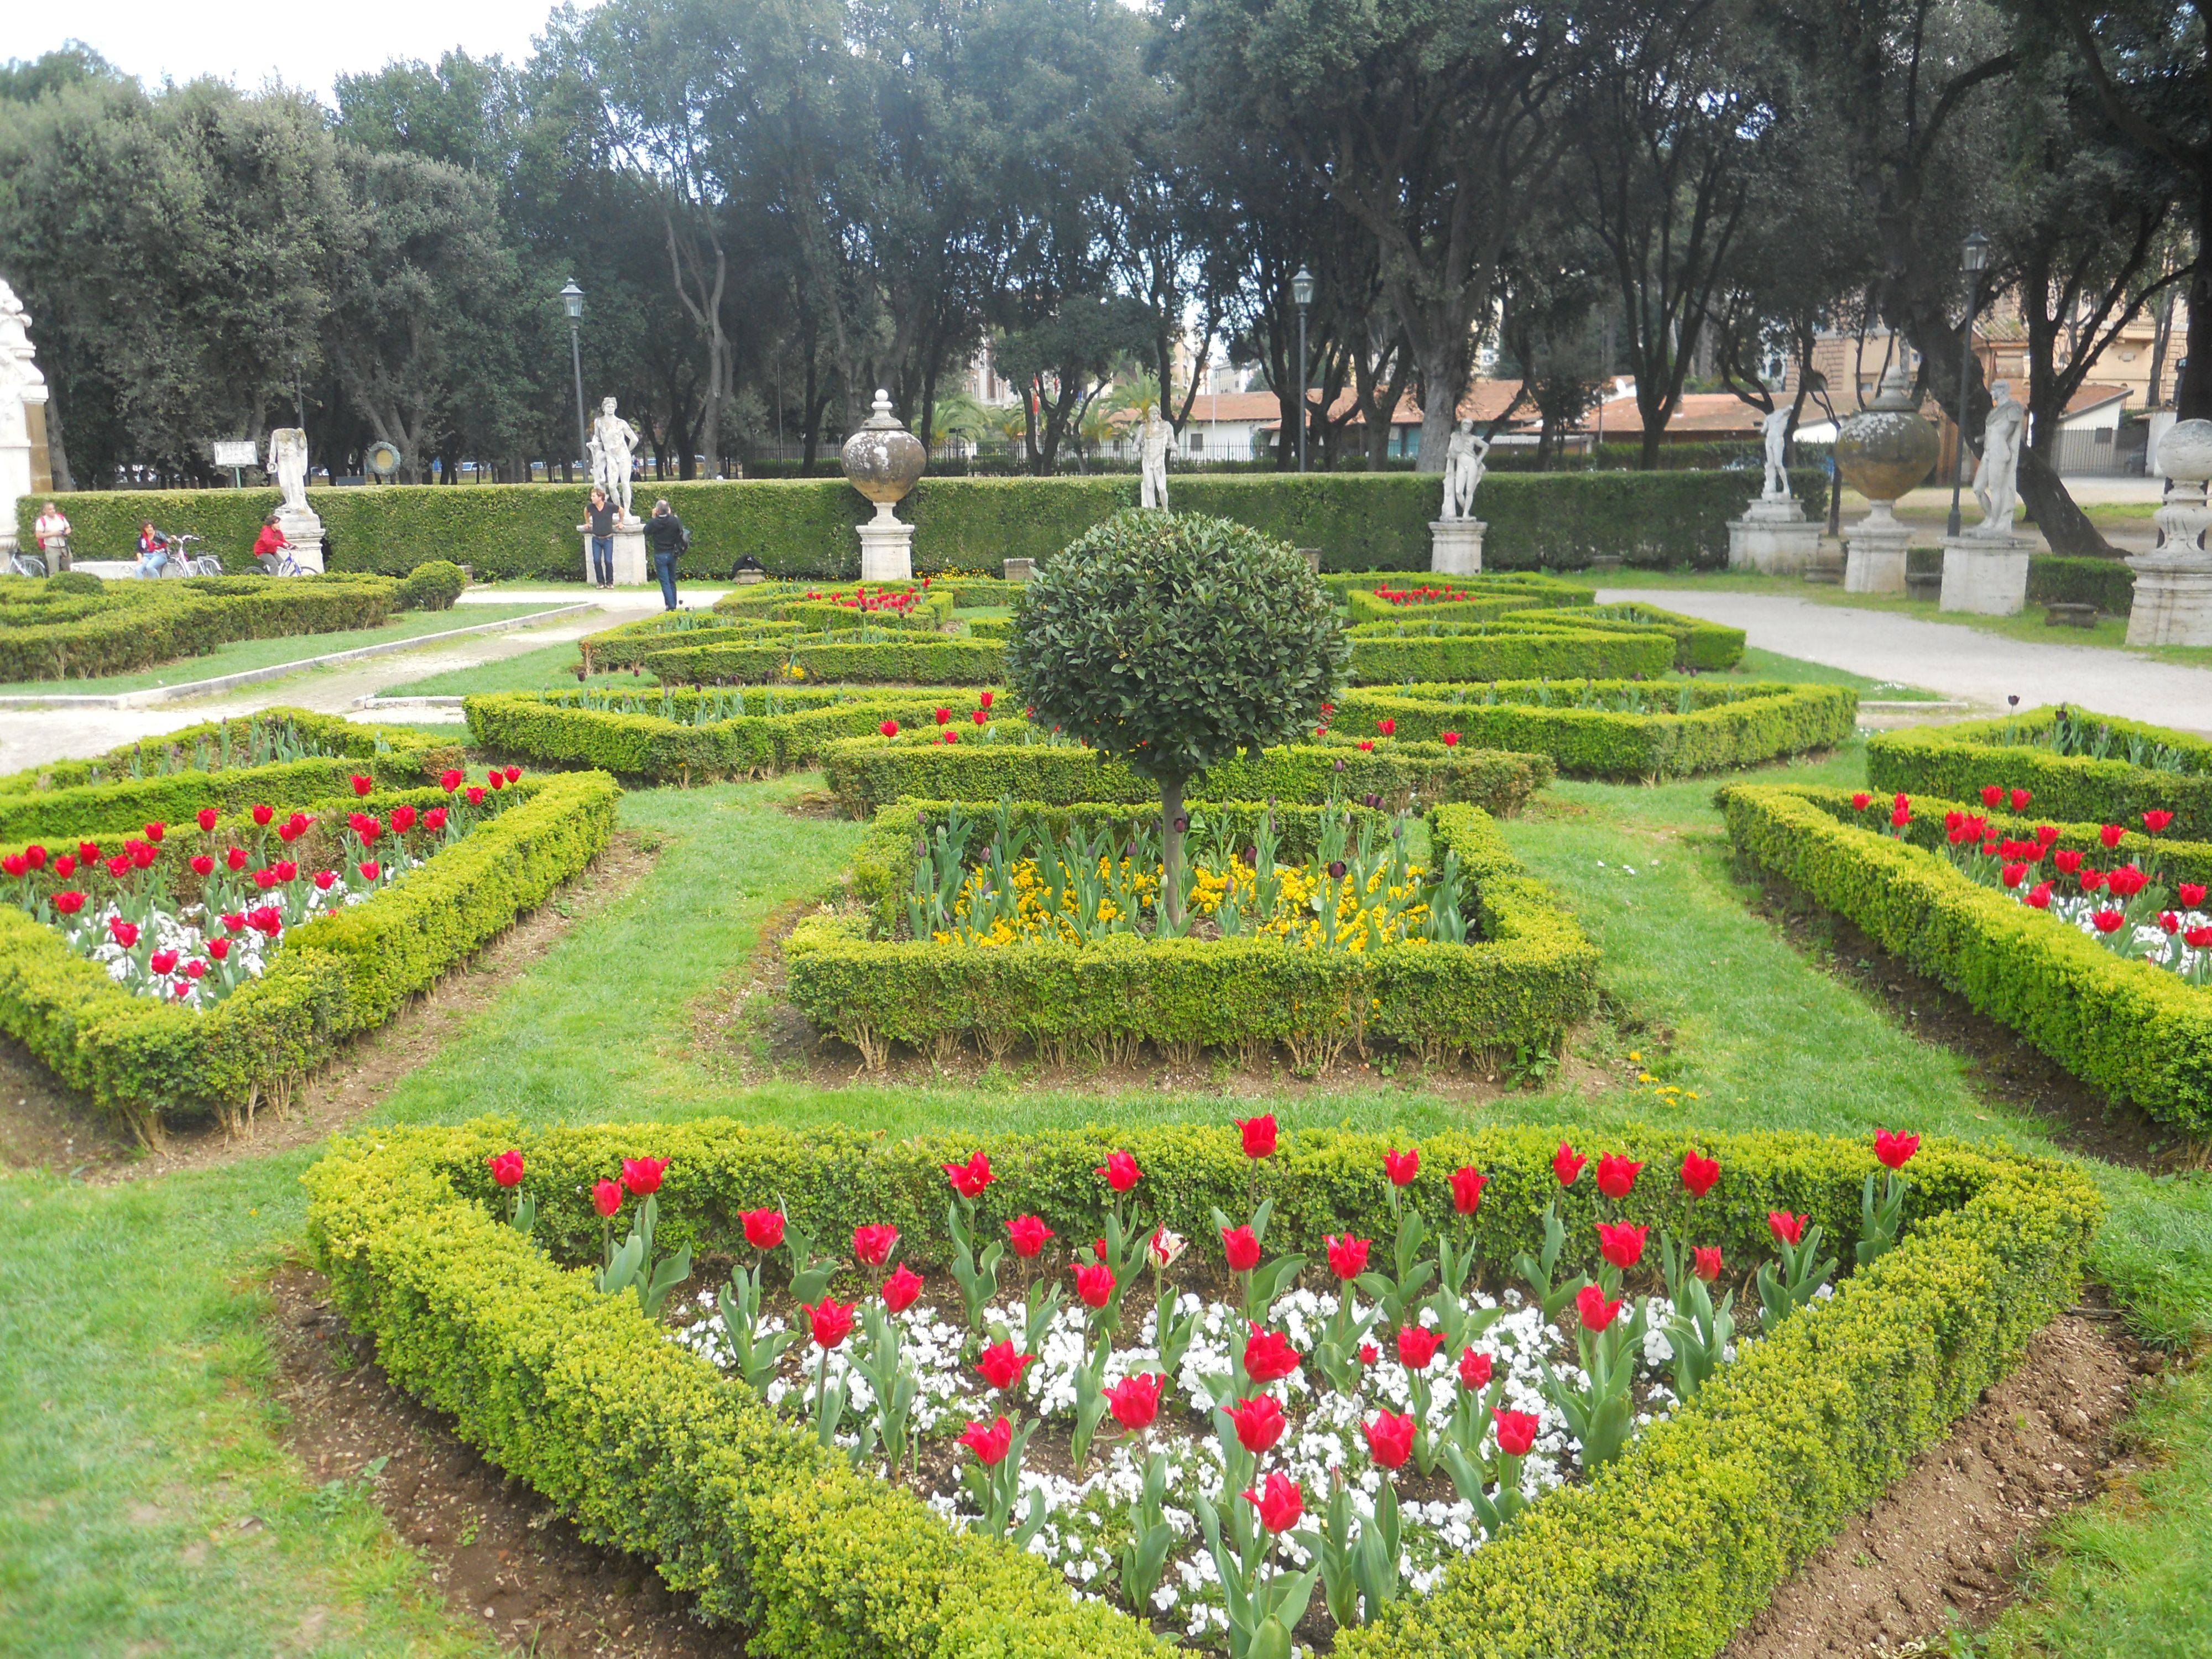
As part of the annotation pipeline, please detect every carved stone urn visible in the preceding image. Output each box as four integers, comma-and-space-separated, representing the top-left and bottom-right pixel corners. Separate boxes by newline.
839, 389, 925, 580
1835, 363, 1939, 513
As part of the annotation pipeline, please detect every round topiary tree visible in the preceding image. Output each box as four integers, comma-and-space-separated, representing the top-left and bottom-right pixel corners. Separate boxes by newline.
1005, 509, 1349, 921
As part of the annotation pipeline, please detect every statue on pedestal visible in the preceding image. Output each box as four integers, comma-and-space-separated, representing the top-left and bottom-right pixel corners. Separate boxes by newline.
1441, 418, 1489, 521
1761, 406, 1792, 502
267, 427, 310, 515
1971, 382, 2026, 538
589, 397, 641, 522
1138, 409, 1171, 511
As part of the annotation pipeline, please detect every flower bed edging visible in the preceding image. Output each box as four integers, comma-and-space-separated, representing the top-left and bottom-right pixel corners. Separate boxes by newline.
1720, 781, 2212, 1134
302, 1119, 2098, 1659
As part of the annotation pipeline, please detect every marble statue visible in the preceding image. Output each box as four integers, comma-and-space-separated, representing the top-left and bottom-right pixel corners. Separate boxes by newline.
1442, 418, 1489, 521
1139, 408, 1171, 510
1972, 381, 2026, 538
589, 396, 641, 521
1761, 405, 1792, 502
266, 427, 310, 514
0, 279, 49, 557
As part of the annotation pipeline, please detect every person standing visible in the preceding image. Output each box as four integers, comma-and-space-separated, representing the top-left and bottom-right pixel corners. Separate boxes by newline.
33, 500, 70, 571
585, 486, 616, 588
644, 498, 687, 609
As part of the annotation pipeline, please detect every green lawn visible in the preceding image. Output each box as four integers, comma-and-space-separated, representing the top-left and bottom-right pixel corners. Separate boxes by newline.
1727, 645, 1946, 700
377, 640, 589, 697
0, 604, 567, 696
1, 752, 2206, 1655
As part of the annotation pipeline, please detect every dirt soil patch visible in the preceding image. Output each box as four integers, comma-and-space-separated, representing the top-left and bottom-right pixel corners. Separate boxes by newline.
269, 1266, 726, 1659
0, 831, 656, 1182
1721, 1311, 2148, 1659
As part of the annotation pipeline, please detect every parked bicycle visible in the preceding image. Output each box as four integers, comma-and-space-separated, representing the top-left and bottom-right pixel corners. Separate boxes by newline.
6, 548, 46, 577
159, 535, 225, 577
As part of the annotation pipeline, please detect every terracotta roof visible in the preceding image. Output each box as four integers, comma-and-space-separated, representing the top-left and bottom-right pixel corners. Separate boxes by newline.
1254, 379, 1536, 431
1574, 392, 1765, 437
2064, 382, 2129, 415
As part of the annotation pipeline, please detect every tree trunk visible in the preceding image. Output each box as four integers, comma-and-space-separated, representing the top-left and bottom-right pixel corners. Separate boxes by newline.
2018, 450, 2115, 556
1414, 333, 1467, 474
1160, 774, 1186, 927
41, 390, 75, 493
2179, 210, 2212, 421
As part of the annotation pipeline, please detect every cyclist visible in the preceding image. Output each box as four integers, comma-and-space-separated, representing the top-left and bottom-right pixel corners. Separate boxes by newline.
251, 514, 291, 575
135, 521, 173, 578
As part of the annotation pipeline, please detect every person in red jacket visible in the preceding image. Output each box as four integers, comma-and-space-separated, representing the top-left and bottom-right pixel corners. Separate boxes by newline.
251, 514, 290, 573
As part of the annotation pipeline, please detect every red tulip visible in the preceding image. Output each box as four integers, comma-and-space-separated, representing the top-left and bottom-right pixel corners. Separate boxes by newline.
1004, 1214, 1055, 1258
853, 1223, 899, 1266
195, 807, 219, 832
1376, 717, 1396, 737
108, 917, 139, 948
1553, 1142, 1586, 1186
1396, 1323, 1442, 1370
1076, 1262, 1116, 1310
1493, 1407, 1540, 1457
221, 912, 246, 933
1383, 1146, 1420, 1186
467, 787, 485, 806
2093, 908, 2126, 934
1358, 1341, 1379, 1365
942, 1150, 994, 1198
975, 1338, 1035, 1391
314, 870, 337, 891
2099, 823, 2125, 849
1595, 1220, 1648, 1270
486, 1149, 525, 1187
1325, 1233, 1371, 1280
1458, 1347, 1493, 1390
2145, 810, 2174, 833
1767, 1210, 1807, 1246
252, 804, 274, 827
2109, 865, 2148, 898
881, 1261, 924, 1313
357, 860, 380, 882
424, 806, 447, 831
2180, 883, 2206, 907
207, 936, 229, 959
440, 769, 463, 792
53, 890, 85, 916
1891, 801, 1912, 828
1242, 1470, 1305, 1534
1233, 1113, 1277, 1158
503, 765, 521, 784
803, 1297, 855, 1349
1980, 785, 2003, 807
106, 855, 131, 880
2001, 861, 2028, 888
1595, 1152, 1642, 1199
184, 958, 207, 980
1441, 731, 1460, 747
274, 860, 298, 883
1221, 1224, 1261, 1272
148, 949, 178, 975
1850, 790, 1872, 810
391, 805, 417, 833
978, 690, 994, 709
1363, 1410, 1416, 1470
1095, 1149, 1142, 1192
1576, 1284, 1624, 1332
1680, 1149, 1719, 1197
2189, 925, 2212, 947
1244, 1324, 1302, 1383
879, 719, 900, 738
1229, 1394, 1286, 1453
593, 1178, 623, 1218
1357, 740, 1375, 752
1873, 1129, 1920, 1171
247, 906, 282, 936
52, 854, 74, 878
933, 706, 952, 726
131, 841, 157, 870
1692, 1245, 1723, 1281
2011, 787, 2031, 810
487, 771, 505, 791
1449, 1165, 1486, 1214
958, 1416, 1013, 1466
2052, 848, 2084, 874
741, 1207, 786, 1250
620, 1156, 668, 1197
189, 853, 215, 877
972, 707, 988, 726
2026, 881, 2053, 909
1104, 1372, 1165, 1430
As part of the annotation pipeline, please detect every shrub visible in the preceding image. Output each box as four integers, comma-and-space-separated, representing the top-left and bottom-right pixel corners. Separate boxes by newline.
392, 559, 468, 612
0, 572, 399, 682
2027, 555, 2134, 614
46, 570, 104, 595
1345, 629, 1674, 684
1505, 603, 1746, 671
645, 635, 1006, 686
1867, 707, 2212, 840
1330, 681, 1857, 779
1720, 781, 2212, 1134
302, 1115, 2091, 1659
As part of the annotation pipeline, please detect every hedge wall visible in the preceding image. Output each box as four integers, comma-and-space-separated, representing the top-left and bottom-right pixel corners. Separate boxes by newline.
1347, 629, 1674, 684
817, 731, 1553, 817
646, 634, 1008, 687
0, 572, 399, 683
787, 799, 1597, 1064
1867, 707, 2212, 840
2027, 555, 2135, 614
1515, 603, 1746, 671
1721, 782, 2212, 1133
23, 467, 1829, 582
0, 769, 618, 1139
1329, 681, 1858, 780
304, 1116, 2091, 1659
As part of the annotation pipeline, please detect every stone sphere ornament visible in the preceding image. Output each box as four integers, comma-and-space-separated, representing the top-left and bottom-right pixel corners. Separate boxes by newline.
839, 389, 926, 521
1835, 362, 1939, 507
2156, 418, 2212, 492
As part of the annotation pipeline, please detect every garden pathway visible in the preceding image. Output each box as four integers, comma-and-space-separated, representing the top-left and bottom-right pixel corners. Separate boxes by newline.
1600, 587, 2212, 734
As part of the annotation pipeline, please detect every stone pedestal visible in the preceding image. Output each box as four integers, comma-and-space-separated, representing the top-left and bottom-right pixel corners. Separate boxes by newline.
857, 508, 915, 582
1939, 534, 2031, 615
578, 518, 646, 585
1298, 547, 1322, 575
275, 505, 326, 573
1842, 503, 1909, 594
1430, 518, 1485, 576
1003, 557, 1034, 582
2125, 552, 2212, 645
1728, 498, 1822, 575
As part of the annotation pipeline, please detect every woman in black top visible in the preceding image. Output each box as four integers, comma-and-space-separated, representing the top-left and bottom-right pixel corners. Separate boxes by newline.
644, 499, 687, 609
585, 487, 617, 587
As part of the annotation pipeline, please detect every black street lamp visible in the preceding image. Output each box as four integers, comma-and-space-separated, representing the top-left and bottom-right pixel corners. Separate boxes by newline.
560, 279, 588, 481
1947, 231, 1991, 539
1291, 265, 1314, 473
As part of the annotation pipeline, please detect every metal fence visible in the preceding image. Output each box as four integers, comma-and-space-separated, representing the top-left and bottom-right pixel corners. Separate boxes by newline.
2051, 425, 2148, 477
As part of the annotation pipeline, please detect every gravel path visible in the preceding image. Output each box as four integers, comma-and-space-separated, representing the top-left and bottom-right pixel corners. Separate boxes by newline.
1601, 587, 2212, 733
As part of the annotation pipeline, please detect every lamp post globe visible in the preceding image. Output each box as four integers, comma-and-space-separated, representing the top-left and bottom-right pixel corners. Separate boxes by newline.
1946, 231, 1989, 539
1291, 265, 1314, 474
560, 279, 588, 477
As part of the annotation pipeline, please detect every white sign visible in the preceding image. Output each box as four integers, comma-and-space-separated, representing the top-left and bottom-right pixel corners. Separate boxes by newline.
212, 440, 258, 468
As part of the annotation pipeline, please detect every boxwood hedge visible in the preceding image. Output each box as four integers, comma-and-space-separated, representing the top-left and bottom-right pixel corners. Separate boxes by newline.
0, 572, 400, 683
1720, 781, 2212, 1133
645, 634, 1008, 686
302, 1115, 2091, 1659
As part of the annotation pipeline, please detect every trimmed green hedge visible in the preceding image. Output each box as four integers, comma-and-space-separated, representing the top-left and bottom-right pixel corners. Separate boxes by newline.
817, 731, 1553, 817
1330, 680, 1856, 780
1721, 782, 2212, 1133
1347, 629, 1673, 684
1342, 589, 1563, 627
576, 613, 790, 673
787, 799, 1596, 1065
24, 467, 1829, 581
646, 635, 1006, 687
1867, 708, 2212, 841
465, 687, 1003, 782
1511, 603, 1746, 671
2027, 555, 2135, 614
0, 572, 399, 682
303, 1115, 2091, 1659
0, 769, 617, 1140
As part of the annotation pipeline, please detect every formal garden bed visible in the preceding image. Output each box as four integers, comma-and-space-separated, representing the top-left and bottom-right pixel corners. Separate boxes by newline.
1720, 782, 2212, 1137
303, 1115, 2095, 1658
0, 763, 617, 1142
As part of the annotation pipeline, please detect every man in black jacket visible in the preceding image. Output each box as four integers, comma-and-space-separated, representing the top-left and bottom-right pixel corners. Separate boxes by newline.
644, 499, 687, 608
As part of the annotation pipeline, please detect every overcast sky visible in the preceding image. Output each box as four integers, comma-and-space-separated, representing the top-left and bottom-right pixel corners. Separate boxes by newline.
13, 1, 586, 103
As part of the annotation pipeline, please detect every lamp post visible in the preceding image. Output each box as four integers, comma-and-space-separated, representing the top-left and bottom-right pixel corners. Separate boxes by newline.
1946, 231, 1990, 538
560, 279, 588, 483
1291, 265, 1314, 473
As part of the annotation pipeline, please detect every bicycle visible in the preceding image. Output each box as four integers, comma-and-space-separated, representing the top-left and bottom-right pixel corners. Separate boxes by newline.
5, 549, 45, 577
159, 535, 224, 577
